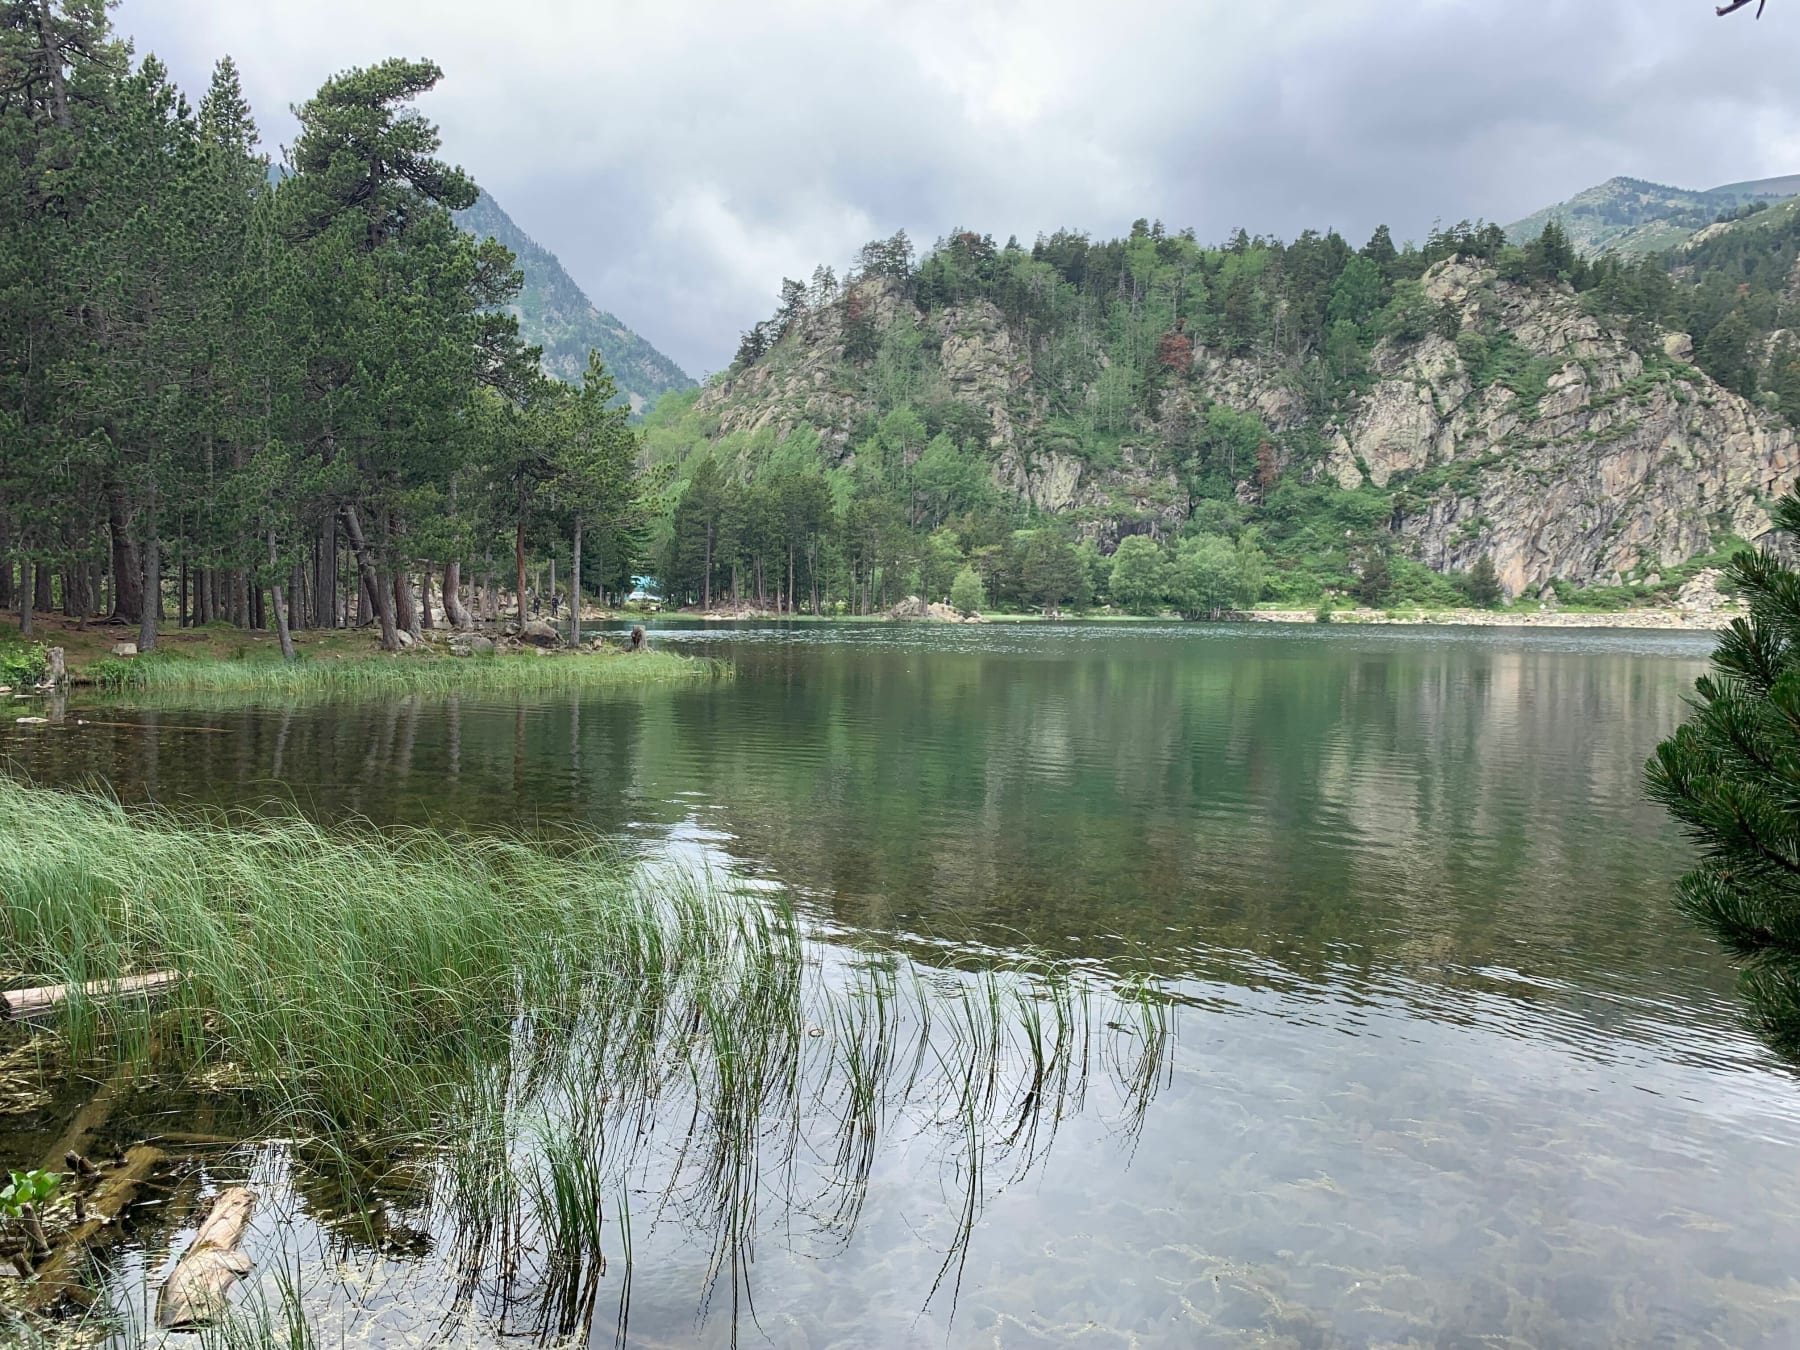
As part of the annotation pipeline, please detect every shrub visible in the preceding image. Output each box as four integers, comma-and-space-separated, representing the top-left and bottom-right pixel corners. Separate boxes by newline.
949, 565, 986, 617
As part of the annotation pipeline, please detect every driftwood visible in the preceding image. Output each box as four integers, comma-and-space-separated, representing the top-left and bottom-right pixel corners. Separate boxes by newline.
24, 1144, 166, 1312
3, 970, 182, 1021
155, 1186, 256, 1329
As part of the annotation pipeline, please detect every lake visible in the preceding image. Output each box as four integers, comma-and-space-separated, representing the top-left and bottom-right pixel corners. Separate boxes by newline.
7, 621, 1800, 1348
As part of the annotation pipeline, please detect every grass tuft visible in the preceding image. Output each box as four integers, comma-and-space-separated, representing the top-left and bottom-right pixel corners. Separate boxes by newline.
85, 648, 724, 697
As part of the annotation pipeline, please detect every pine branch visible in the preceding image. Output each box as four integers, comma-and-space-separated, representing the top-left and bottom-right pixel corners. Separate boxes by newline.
1717, 0, 1768, 14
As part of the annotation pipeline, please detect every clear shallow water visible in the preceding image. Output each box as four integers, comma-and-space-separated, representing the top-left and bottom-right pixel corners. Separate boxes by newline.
7, 621, 1800, 1347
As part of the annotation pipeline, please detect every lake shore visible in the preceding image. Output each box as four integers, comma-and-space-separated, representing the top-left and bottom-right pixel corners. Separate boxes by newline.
1255, 606, 1739, 631
670, 605, 1739, 632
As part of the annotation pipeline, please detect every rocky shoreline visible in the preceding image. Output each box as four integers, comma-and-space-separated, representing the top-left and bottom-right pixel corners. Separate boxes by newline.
1260, 607, 1735, 631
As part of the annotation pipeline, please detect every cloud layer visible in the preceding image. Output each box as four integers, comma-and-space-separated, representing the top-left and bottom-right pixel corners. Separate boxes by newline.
125, 0, 1800, 375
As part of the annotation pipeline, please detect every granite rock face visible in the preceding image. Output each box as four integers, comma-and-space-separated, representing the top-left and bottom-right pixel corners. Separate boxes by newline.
694, 259, 1799, 590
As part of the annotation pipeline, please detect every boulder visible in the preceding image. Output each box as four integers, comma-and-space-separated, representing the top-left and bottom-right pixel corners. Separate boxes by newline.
450, 634, 495, 657
1677, 568, 1730, 613
886, 595, 929, 620
110, 643, 137, 659
394, 628, 417, 648
519, 619, 562, 648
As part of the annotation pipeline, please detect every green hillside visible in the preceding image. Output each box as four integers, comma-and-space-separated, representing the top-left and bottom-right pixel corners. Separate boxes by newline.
454, 191, 693, 410
1505, 173, 1800, 257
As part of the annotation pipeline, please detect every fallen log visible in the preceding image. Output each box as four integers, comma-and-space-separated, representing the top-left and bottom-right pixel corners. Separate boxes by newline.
3, 971, 182, 1022
155, 1186, 256, 1329
24, 1144, 166, 1313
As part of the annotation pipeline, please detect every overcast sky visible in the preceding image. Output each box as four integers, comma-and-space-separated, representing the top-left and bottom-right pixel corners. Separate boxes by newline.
123, 0, 1799, 377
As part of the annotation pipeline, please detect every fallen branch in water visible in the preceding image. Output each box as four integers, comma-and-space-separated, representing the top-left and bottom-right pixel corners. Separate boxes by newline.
156, 1186, 256, 1329
24, 1145, 166, 1313
3, 971, 182, 1021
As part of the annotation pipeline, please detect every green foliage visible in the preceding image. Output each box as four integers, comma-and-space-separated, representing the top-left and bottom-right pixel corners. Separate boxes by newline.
1108, 536, 1168, 614
0, 1169, 60, 1218
1169, 535, 1242, 618
0, 638, 46, 688
1352, 549, 1393, 607
1647, 492, 1800, 1056
949, 565, 985, 617
1461, 554, 1502, 607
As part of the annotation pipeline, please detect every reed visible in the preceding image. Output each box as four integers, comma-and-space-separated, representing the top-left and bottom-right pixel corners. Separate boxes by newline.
0, 777, 755, 1128
0, 778, 1181, 1342
85, 648, 724, 697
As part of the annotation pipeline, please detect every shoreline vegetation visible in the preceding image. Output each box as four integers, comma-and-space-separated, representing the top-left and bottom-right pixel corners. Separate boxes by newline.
0, 776, 1173, 1342
665, 603, 1738, 632
1, 615, 725, 696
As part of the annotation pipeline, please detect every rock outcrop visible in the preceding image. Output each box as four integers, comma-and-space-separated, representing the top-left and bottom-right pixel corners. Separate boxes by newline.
1323, 259, 1798, 594
693, 258, 1799, 594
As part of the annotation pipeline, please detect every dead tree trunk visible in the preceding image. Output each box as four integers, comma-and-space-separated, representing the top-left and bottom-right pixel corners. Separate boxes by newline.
156, 1187, 256, 1329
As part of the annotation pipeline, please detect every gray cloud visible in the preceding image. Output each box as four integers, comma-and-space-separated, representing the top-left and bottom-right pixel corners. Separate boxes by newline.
125, 0, 1800, 376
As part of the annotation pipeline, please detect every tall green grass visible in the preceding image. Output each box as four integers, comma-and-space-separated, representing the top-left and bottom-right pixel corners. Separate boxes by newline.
85, 648, 724, 697
0, 777, 1179, 1341
0, 777, 760, 1127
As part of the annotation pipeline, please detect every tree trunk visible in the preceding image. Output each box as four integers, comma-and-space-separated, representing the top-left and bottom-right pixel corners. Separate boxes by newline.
108, 486, 142, 623
419, 566, 434, 630
19, 561, 33, 636
443, 560, 471, 629
269, 532, 295, 661
393, 569, 420, 642
138, 487, 160, 654
34, 560, 53, 614
515, 504, 527, 628
156, 1187, 255, 1330
341, 504, 399, 651
288, 565, 305, 637
315, 514, 338, 629
703, 524, 713, 610
569, 521, 582, 649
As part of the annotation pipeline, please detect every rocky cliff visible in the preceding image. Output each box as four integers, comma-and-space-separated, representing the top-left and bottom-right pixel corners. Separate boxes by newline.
688, 254, 1798, 598
1326, 260, 1797, 594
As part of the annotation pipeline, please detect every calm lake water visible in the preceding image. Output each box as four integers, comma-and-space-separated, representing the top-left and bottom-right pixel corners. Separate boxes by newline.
8, 621, 1800, 1348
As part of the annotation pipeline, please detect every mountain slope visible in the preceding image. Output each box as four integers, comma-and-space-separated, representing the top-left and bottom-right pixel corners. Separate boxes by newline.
454, 191, 693, 410
1506, 173, 1800, 257
643, 221, 1799, 607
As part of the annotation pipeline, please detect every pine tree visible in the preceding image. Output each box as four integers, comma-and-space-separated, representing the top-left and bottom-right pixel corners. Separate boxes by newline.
1648, 493, 1800, 1055
1352, 548, 1391, 606
1462, 554, 1501, 607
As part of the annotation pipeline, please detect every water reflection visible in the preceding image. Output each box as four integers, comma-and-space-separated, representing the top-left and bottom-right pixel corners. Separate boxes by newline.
9, 623, 1800, 1345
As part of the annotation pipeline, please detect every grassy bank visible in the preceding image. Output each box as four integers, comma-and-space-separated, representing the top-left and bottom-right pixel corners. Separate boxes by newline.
83, 647, 723, 697
0, 778, 765, 1127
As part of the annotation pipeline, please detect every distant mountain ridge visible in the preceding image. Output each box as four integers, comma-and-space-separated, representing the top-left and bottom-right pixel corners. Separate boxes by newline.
1506, 172, 1800, 257
453, 191, 693, 411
